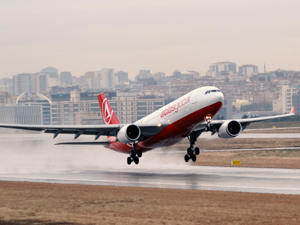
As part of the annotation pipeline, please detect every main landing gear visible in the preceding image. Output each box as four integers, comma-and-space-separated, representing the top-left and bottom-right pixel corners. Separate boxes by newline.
184, 130, 202, 163
127, 143, 143, 165
185, 115, 213, 163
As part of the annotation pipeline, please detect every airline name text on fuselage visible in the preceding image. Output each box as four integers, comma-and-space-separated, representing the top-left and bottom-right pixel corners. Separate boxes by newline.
160, 94, 192, 118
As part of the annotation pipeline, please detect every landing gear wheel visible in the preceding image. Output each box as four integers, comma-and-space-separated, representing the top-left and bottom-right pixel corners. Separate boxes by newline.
184, 154, 190, 162
133, 157, 139, 165
127, 157, 132, 165
194, 147, 200, 155
191, 154, 197, 162
187, 147, 193, 156
137, 150, 142, 158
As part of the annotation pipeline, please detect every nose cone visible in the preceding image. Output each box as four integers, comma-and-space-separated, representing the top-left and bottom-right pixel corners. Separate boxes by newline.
217, 92, 225, 104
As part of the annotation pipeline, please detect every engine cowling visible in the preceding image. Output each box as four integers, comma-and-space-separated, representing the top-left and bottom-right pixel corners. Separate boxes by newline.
117, 124, 141, 144
218, 120, 242, 139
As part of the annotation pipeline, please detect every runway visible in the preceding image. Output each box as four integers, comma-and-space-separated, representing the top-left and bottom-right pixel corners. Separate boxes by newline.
0, 133, 299, 195
1, 166, 300, 195
201, 132, 300, 139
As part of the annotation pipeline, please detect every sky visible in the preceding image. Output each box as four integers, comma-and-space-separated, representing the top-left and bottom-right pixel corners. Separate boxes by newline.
0, 0, 299, 79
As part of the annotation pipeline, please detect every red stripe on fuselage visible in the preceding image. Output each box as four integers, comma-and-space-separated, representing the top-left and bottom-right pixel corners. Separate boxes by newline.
108, 101, 223, 154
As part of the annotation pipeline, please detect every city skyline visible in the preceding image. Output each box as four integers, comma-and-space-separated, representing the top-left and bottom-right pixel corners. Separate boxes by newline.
1, 0, 299, 79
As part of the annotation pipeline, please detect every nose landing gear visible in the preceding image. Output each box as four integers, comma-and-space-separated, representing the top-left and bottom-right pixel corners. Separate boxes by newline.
184, 130, 202, 163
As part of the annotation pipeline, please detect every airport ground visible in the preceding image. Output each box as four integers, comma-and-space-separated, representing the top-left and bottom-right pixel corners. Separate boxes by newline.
0, 181, 300, 225
1, 124, 300, 224
178, 137, 300, 169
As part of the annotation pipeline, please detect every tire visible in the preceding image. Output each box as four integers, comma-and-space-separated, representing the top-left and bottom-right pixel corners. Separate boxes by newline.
127, 157, 132, 165
194, 147, 200, 155
137, 150, 142, 158
134, 157, 139, 165
184, 154, 190, 162
191, 154, 197, 162
187, 147, 193, 156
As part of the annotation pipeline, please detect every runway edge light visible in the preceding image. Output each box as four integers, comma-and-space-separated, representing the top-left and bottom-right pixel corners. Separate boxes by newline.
231, 160, 241, 165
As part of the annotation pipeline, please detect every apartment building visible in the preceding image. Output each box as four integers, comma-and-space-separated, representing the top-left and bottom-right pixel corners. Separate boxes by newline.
281, 85, 298, 113
209, 62, 236, 77
60, 72, 72, 85
50, 91, 165, 125
0, 105, 42, 125
238, 64, 258, 76
16, 93, 51, 125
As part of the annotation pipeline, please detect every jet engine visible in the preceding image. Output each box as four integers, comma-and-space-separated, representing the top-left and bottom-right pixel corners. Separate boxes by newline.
218, 120, 242, 139
117, 124, 141, 144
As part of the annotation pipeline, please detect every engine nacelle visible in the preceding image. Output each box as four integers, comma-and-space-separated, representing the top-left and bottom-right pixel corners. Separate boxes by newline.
117, 124, 141, 144
218, 120, 242, 139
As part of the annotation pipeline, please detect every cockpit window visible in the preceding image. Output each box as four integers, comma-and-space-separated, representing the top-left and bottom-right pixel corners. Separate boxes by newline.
205, 89, 220, 94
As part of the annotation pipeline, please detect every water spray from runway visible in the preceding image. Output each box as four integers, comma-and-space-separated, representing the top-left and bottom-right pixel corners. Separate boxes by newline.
0, 133, 189, 175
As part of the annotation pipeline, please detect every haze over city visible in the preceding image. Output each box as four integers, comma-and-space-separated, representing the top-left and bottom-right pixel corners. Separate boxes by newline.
1, 0, 299, 79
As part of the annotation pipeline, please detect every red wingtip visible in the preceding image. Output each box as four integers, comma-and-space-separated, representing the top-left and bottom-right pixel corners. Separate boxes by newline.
290, 106, 295, 114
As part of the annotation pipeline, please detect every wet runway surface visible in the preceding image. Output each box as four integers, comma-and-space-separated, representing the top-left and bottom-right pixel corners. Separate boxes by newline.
0, 133, 300, 195
202, 132, 300, 139
1, 166, 300, 195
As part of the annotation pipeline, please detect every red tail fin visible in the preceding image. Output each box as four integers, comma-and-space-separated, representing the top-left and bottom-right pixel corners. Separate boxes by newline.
98, 93, 120, 125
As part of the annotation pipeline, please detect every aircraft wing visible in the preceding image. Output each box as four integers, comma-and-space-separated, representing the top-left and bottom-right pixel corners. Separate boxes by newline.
0, 123, 168, 140
194, 107, 295, 132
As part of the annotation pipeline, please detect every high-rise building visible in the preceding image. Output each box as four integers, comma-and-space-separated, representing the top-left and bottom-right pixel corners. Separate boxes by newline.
60, 72, 72, 85
12, 73, 34, 95
37, 73, 48, 93
85, 69, 129, 90
12, 73, 48, 95
85, 72, 98, 90
281, 85, 298, 113
209, 62, 236, 77
115, 71, 128, 83
95, 68, 115, 89
238, 64, 258, 76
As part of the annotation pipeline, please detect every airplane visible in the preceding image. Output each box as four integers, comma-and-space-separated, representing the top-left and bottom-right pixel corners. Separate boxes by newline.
0, 86, 295, 165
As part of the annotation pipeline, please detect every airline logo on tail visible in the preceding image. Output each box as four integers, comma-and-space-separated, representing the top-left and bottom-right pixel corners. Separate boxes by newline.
98, 93, 120, 125
102, 98, 113, 125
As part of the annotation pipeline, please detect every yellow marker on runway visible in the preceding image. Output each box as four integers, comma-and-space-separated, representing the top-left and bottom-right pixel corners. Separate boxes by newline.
231, 160, 241, 165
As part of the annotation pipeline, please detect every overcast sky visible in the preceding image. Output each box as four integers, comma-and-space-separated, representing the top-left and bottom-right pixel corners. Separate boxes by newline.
0, 0, 299, 79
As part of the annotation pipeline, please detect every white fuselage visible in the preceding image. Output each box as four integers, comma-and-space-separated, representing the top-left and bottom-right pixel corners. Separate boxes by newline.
135, 86, 224, 126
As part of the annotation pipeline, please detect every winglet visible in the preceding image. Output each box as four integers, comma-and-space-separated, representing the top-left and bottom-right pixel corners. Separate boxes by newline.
290, 106, 295, 114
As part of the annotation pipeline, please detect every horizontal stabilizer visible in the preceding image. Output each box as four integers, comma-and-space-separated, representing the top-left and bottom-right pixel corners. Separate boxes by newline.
55, 141, 110, 146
